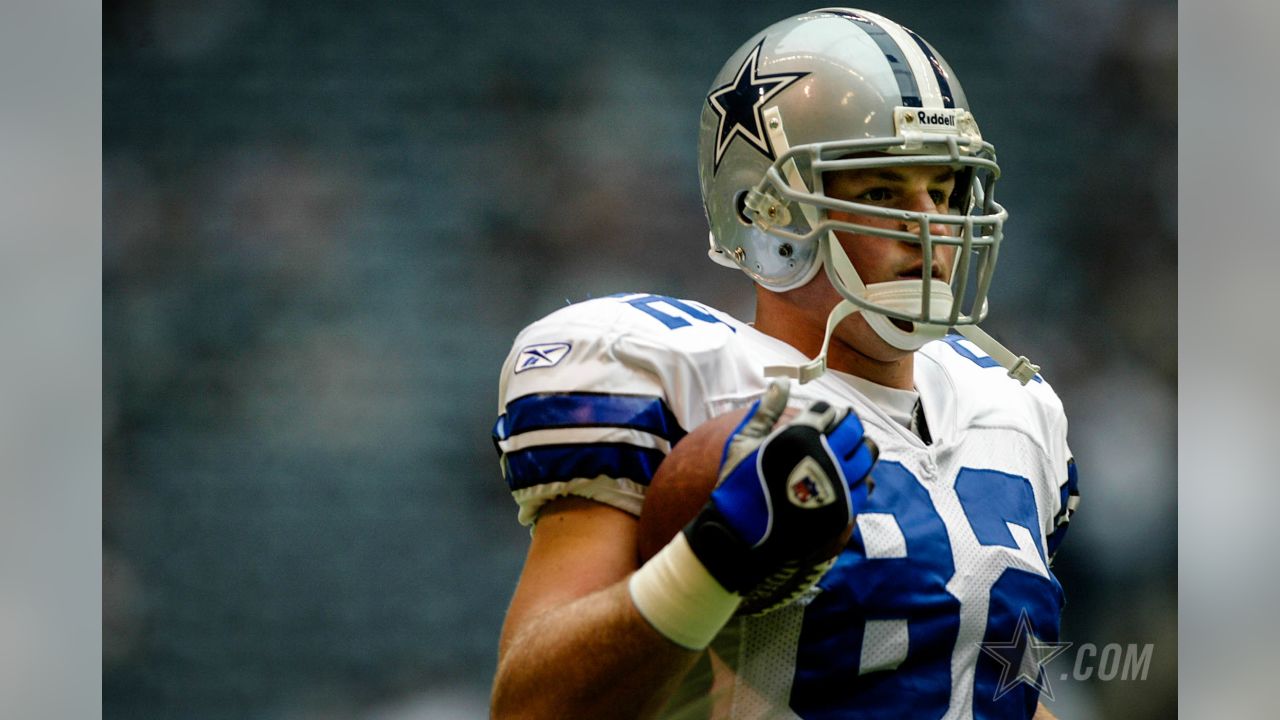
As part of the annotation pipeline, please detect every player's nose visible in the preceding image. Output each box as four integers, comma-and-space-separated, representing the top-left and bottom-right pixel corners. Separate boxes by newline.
898, 189, 952, 239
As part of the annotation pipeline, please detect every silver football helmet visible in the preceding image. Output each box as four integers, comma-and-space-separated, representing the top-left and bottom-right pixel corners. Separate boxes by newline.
699, 8, 1037, 383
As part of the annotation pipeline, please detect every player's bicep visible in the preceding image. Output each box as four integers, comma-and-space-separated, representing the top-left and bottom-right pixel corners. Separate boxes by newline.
499, 497, 641, 655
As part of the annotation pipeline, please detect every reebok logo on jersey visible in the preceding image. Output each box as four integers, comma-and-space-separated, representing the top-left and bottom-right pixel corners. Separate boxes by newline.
515, 342, 572, 373
787, 456, 836, 509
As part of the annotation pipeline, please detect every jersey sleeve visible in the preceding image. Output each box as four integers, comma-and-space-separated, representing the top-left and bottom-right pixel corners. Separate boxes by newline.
1040, 390, 1079, 564
1046, 453, 1080, 563
492, 303, 692, 527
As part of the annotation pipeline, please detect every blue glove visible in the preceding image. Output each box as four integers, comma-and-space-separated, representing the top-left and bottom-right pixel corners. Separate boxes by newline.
683, 380, 876, 612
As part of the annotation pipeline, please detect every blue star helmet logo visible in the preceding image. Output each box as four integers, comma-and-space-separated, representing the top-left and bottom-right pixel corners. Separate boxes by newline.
707, 39, 808, 174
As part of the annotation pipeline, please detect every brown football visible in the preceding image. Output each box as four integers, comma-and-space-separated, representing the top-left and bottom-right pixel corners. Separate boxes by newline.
636, 406, 854, 565
637, 408, 750, 564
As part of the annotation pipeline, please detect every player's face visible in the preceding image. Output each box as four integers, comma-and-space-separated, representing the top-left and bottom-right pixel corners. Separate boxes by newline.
793, 163, 959, 369
760, 162, 963, 379
824, 163, 960, 287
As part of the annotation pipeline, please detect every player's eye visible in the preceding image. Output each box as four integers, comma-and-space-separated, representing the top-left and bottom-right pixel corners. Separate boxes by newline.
929, 189, 948, 206
858, 187, 893, 203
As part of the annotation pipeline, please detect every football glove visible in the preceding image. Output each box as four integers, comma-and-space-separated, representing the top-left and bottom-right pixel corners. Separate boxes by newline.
683, 379, 877, 614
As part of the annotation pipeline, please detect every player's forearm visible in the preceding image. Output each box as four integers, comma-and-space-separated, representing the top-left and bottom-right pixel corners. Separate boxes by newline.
491, 580, 700, 720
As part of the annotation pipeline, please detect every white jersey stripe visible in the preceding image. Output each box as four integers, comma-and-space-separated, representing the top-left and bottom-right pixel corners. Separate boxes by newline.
498, 426, 672, 455
856, 9, 944, 108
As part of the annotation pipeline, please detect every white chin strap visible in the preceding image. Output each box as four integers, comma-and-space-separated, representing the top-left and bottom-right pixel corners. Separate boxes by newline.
860, 279, 952, 351
763, 232, 1040, 385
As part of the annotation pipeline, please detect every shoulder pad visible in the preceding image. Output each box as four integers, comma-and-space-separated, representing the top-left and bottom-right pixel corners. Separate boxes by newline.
493, 294, 752, 526
919, 334, 1067, 441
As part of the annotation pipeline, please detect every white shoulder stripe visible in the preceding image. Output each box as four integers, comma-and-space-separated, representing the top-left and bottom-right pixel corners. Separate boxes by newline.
498, 426, 673, 455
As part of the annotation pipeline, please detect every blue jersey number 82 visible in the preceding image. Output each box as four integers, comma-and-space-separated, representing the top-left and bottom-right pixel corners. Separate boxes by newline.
790, 461, 1063, 720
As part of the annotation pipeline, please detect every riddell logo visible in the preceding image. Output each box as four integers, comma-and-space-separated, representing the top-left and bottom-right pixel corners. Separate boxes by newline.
917, 111, 956, 128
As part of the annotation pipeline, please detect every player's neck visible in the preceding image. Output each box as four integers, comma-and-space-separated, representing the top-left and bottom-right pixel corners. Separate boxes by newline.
824, 336, 915, 390
754, 288, 915, 390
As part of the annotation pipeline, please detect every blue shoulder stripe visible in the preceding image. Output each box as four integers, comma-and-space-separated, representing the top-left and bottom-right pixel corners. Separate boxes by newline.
504, 443, 667, 491
497, 392, 686, 443
940, 334, 1043, 383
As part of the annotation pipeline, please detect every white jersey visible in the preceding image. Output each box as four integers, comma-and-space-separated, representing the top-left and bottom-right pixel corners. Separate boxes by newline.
494, 293, 1079, 720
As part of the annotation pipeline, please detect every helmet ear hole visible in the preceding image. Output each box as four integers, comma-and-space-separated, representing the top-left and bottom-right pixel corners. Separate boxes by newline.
733, 190, 753, 225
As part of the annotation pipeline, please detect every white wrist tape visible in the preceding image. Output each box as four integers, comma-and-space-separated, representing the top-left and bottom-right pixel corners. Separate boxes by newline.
628, 533, 742, 650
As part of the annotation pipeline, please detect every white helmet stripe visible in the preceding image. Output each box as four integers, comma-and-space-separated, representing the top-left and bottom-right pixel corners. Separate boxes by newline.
814, 8, 924, 107
902, 26, 957, 109
847, 9, 946, 109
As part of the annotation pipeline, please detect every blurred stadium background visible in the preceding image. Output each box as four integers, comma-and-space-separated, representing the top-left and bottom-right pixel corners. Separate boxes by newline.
103, 1, 1176, 717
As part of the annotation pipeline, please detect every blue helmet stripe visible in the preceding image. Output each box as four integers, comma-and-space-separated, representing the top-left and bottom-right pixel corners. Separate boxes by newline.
903, 27, 956, 109
497, 391, 686, 443
504, 443, 667, 490
820, 9, 923, 108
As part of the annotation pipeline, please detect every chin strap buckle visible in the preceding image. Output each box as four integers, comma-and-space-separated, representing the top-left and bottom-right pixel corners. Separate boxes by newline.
764, 357, 826, 384
954, 324, 1041, 386
1006, 355, 1041, 385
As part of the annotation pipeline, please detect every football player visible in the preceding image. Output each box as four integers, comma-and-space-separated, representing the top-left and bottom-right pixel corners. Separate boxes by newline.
490, 8, 1078, 719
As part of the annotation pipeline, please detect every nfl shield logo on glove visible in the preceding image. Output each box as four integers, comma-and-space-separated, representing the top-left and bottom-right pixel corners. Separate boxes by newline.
786, 457, 836, 509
